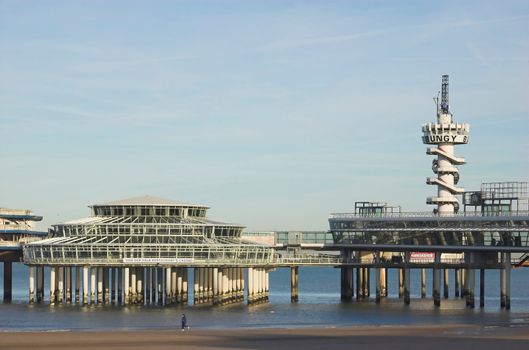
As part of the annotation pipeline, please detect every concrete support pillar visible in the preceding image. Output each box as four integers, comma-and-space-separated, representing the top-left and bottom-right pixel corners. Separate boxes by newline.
151, 268, 157, 304
241, 267, 245, 297
171, 268, 177, 304
403, 268, 411, 305
454, 268, 460, 298
209, 267, 214, 302
200, 268, 206, 303
375, 267, 381, 303
233, 267, 241, 301
83, 266, 89, 305
380, 268, 387, 297
75, 267, 80, 303
341, 266, 353, 301
223, 268, 229, 304
205, 268, 210, 303
212, 267, 219, 305
157, 268, 163, 305
193, 268, 199, 305
257, 268, 262, 302
461, 269, 467, 299
505, 252, 511, 311
37, 267, 44, 303
57, 267, 64, 304
165, 267, 172, 305
218, 268, 224, 305
111, 268, 116, 304
143, 268, 149, 304
29, 266, 35, 304
130, 268, 137, 304
97, 267, 103, 304
232, 268, 237, 302
177, 268, 183, 303
467, 268, 475, 309
246, 268, 252, 305
118, 268, 123, 304
433, 252, 441, 307
217, 268, 222, 302
464, 253, 475, 308
254, 268, 259, 303
421, 268, 426, 298
403, 252, 410, 305
253, 268, 261, 303
182, 268, 188, 303
124, 267, 130, 305
374, 253, 381, 303
197, 268, 203, 304
104, 268, 110, 304
443, 269, 449, 299
136, 267, 143, 305
3, 262, 13, 302
365, 268, 370, 297
355, 268, 361, 300
65, 267, 71, 303
237, 268, 242, 302
35, 266, 44, 303
261, 268, 265, 301
290, 266, 299, 303
226, 268, 231, 303
398, 268, 404, 299
49, 267, 56, 305
264, 269, 269, 302
90, 267, 96, 304
228, 267, 232, 303
480, 269, 485, 308
501, 252, 511, 310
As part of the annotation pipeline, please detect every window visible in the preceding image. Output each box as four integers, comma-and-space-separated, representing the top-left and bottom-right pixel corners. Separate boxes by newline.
155, 207, 166, 216
125, 207, 134, 216
141, 207, 150, 216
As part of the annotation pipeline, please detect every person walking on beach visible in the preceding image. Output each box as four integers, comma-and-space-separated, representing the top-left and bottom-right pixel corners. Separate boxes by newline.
181, 313, 187, 331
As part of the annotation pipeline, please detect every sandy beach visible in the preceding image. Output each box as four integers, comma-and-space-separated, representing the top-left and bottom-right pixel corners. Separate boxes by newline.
1, 324, 528, 350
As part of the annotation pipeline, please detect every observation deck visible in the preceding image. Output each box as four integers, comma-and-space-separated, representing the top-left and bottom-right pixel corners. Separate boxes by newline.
23, 195, 275, 267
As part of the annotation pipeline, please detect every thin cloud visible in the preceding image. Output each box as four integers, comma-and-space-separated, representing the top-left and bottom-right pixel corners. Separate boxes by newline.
256, 15, 529, 52
37, 105, 105, 120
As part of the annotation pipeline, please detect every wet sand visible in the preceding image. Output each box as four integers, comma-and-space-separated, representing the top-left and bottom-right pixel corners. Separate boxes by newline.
1, 324, 528, 350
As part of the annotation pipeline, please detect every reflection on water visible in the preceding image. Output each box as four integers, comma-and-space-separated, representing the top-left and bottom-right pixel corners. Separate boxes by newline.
1, 265, 529, 330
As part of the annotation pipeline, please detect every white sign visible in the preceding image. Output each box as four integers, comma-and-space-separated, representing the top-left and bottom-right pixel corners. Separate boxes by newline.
123, 258, 194, 264
422, 134, 468, 144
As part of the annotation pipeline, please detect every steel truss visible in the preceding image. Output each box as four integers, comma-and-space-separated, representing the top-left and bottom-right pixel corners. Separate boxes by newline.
329, 211, 529, 247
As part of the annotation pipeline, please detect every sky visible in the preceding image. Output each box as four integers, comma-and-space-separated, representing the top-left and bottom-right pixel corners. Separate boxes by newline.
1, 0, 528, 231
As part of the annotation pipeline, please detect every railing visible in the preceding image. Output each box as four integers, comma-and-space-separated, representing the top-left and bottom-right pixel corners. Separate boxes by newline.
329, 210, 529, 219
275, 256, 343, 265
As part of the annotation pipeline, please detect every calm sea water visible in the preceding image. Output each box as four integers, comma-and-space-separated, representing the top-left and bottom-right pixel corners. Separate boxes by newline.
1, 264, 529, 331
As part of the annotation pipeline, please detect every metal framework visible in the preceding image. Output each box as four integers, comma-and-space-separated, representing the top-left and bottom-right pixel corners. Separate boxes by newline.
1, 208, 46, 250
329, 211, 529, 246
23, 196, 277, 267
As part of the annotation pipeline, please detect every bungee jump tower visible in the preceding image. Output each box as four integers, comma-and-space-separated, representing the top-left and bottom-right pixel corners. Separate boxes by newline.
330, 75, 528, 310
422, 75, 470, 216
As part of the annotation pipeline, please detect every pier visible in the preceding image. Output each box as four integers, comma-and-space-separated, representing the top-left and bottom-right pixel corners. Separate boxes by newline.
3, 199, 528, 309
0, 208, 47, 301
2, 76, 528, 310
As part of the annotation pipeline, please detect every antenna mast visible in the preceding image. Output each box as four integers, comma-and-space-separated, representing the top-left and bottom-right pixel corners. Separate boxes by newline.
440, 74, 449, 114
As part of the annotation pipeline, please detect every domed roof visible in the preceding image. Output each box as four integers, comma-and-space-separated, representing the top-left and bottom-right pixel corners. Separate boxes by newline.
92, 195, 209, 208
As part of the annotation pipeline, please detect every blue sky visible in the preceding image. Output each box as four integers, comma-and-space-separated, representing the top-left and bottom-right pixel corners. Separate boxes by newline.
1, 0, 528, 231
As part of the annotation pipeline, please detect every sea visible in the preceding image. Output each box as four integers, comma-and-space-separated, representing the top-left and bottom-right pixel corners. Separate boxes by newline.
1, 264, 529, 331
